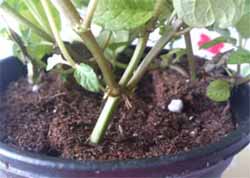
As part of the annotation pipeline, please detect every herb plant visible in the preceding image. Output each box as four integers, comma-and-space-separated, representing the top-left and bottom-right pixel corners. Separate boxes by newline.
0, 0, 250, 144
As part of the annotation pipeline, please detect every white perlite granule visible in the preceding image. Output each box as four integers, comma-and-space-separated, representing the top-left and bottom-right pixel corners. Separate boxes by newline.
168, 99, 184, 113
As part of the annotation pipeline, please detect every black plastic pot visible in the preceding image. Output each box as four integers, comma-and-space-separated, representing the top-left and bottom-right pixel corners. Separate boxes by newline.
0, 57, 249, 178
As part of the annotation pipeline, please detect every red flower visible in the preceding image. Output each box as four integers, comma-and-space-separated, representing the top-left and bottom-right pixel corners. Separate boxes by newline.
198, 33, 224, 55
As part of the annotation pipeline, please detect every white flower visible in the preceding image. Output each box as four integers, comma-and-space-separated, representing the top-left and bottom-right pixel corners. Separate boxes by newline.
168, 99, 184, 113
46, 54, 70, 71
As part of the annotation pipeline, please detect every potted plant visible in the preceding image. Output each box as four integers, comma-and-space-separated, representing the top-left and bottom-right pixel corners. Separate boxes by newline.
0, 0, 249, 177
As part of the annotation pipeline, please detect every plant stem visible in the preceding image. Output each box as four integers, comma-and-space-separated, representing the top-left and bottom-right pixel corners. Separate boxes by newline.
41, 0, 76, 67
102, 31, 112, 50
54, 0, 119, 96
23, 0, 52, 36
119, 33, 149, 87
83, 0, 99, 29
90, 96, 119, 144
89, 0, 168, 144
184, 31, 196, 80
0, 2, 53, 42
79, 30, 120, 95
89, 34, 148, 144
90, 22, 182, 144
127, 20, 183, 89
119, 0, 166, 86
153, 0, 165, 17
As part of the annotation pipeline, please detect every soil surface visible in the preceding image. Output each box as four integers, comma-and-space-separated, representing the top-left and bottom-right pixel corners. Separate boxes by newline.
0, 61, 234, 161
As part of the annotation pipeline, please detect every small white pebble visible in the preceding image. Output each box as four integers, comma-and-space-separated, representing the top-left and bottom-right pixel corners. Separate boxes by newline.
118, 125, 124, 135
133, 133, 138, 137
168, 99, 184, 113
189, 116, 194, 121
32, 85, 40, 92
189, 130, 197, 137
53, 109, 57, 113
95, 170, 101, 174
185, 79, 190, 83
184, 147, 189, 152
206, 162, 210, 167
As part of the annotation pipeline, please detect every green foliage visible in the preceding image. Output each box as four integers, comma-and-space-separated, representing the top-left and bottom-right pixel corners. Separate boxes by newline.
73, 0, 89, 8
22, 0, 61, 33
94, 0, 172, 31
1, 0, 61, 66
228, 48, 250, 64
236, 0, 250, 38
200, 36, 236, 49
97, 30, 133, 62
20, 28, 52, 60
207, 80, 231, 102
160, 48, 186, 67
5, 0, 61, 32
173, 0, 245, 28
74, 63, 100, 92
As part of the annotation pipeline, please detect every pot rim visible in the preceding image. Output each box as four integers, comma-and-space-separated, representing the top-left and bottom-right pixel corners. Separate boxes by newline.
0, 85, 249, 172
0, 57, 249, 172
0, 124, 249, 171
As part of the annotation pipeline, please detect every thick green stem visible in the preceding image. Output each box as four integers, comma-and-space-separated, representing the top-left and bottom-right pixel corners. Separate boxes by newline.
89, 35, 148, 144
83, 0, 99, 29
0, 2, 53, 42
54, 0, 119, 96
184, 31, 196, 80
80, 30, 120, 95
90, 21, 183, 144
89, 0, 168, 144
89, 0, 175, 144
41, 0, 76, 67
127, 21, 183, 89
119, 33, 149, 87
89, 35, 149, 144
90, 96, 119, 144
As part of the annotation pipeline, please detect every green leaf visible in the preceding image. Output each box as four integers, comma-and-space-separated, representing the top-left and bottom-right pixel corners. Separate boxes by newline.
207, 80, 231, 102
97, 30, 134, 64
19, 27, 53, 61
200, 36, 236, 49
94, 0, 158, 30
236, 12, 250, 38
23, 0, 61, 32
236, 0, 250, 38
74, 63, 100, 92
173, 0, 245, 28
97, 30, 130, 48
73, 0, 89, 8
228, 49, 250, 64
5, 0, 61, 32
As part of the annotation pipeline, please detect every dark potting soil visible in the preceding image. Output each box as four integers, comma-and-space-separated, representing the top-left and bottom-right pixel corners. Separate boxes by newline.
0, 65, 234, 161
